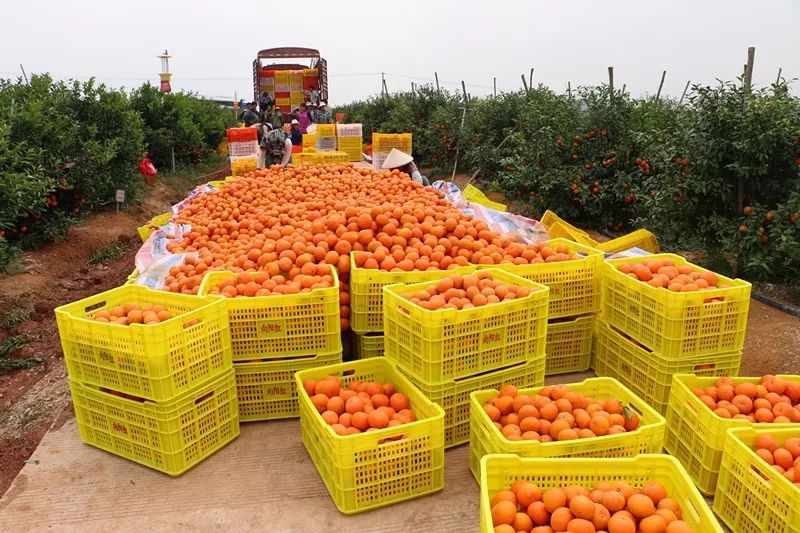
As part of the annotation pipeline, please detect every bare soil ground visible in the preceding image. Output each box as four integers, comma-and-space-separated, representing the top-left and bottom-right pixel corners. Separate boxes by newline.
0, 171, 798, 497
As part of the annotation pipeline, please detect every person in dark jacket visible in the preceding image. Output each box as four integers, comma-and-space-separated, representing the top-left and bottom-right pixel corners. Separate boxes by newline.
290, 119, 302, 145
242, 101, 260, 126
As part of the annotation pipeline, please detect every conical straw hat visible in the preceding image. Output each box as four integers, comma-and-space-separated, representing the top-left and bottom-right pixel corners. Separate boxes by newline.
381, 148, 414, 169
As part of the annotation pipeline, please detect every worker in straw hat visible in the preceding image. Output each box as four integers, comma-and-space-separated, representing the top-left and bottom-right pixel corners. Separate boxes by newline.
381, 148, 430, 186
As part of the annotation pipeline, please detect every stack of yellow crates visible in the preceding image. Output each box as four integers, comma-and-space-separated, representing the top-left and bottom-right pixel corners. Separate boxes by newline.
595, 254, 749, 414
381, 268, 550, 448
336, 123, 363, 162
197, 267, 343, 421
315, 124, 337, 152
55, 284, 239, 475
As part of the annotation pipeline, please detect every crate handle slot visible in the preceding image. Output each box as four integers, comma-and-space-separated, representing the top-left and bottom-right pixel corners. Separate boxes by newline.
99, 387, 148, 403
378, 434, 407, 445
702, 296, 726, 304
681, 493, 703, 525
693, 362, 717, 372
183, 318, 203, 330
85, 301, 108, 313
195, 390, 215, 405
397, 304, 411, 317
341, 369, 356, 377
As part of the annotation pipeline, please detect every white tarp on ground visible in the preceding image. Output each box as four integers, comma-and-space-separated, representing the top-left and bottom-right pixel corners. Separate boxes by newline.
431, 181, 549, 244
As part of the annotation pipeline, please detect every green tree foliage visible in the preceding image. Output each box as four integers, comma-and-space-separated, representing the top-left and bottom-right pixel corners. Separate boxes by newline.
0, 74, 234, 269
130, 83, 235, 168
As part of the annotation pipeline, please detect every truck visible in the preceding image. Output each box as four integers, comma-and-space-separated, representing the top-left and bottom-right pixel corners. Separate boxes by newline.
252, 47, 328, 117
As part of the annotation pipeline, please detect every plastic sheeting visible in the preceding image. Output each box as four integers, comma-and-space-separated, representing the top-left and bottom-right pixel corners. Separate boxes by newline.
431, 181, 549, 244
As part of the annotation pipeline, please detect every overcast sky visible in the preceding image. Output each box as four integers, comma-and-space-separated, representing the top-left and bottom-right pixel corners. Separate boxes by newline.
1, 0, 798, 105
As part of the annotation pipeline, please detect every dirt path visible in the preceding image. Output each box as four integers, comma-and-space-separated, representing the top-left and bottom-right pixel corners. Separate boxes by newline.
0, 173, 224, 496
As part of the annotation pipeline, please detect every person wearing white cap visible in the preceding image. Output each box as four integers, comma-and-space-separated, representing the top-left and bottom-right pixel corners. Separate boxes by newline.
315, 100, 332, 124
381, 148, 430, 186
290, 119, 302, 146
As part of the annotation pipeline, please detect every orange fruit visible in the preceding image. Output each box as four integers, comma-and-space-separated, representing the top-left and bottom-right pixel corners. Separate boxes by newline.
527, 501, 550, 525
550, 507, 574, 531
542, 488, 567, 512
569, 495, 596, 520
627, 493, 656, 519
491, 490, 517, 508
639, 514, 668, 533
491, 500, 517, 526
607, 512, 635, 533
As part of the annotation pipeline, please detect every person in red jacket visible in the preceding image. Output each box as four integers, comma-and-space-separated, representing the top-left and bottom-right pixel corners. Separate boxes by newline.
139, 153, 157, 186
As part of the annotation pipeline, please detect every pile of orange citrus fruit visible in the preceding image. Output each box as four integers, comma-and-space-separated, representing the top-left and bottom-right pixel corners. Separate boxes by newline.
302, 375, 416, 436
92, 304, 173, 325
615, 259, 719, 293
160, 165, 580, 329
490, 479, 693, 533
404, 271, 534, 310
483, 384, 640, 442
205, 267, 334, 298
690, 376, 800, 422
752, 433, 800, 486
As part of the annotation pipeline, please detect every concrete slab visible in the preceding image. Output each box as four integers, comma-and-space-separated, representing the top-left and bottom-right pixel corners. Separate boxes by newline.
0, 372, 593, 532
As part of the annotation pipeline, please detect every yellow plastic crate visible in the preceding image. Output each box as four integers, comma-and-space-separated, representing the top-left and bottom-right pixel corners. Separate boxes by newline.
714, 427, 800, 533
545, 314, 595, 375
462, 184, 507, 212
230, 157, 257, 176
539, 210, 590, 236
547, 220, 600, 247
293, 152, 320, 164
125, 268, 139, 285
383, 269, 549, 382
469, 377, 666, 482
315, 124, 336, 137
664, 374, 799, 495
234, 350, 342, 422
372, 133, 413, 154
602, 254, 752, 358
484, 238, 602, 318
594, 320, 742, 414
197, 269, 341, 362
70, 369, 239, 476
302, 133, 317, 148
317, 151, 350, 164
353, 333, 384, 359
479, 454, 723, 533
207, 180, 226, 188
337, 137, 362, 162
274, 71, 289, 83
598, 228, 660, 253
349, 253, 476, 334
56, 285, 232, 402
295, 358, 445, 514
136, 211, 172, 242
403, 358, 545, 448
